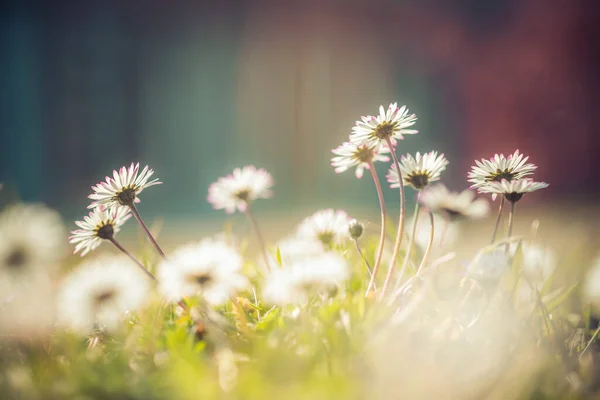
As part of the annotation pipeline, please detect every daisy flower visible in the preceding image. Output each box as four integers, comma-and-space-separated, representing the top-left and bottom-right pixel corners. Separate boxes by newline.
276, 236, 326, 263
57, 255, 151, 334
297, 209, 352, 246
207, 166, 274, 214
69, 206, 132, 256
263, 252, 349, 306
0, 203, 66, 275
350, 103, 418, 149
88, 163, 161, 209
157, 239, 248, 305
331, 141, 390, 179
479, 178, 549, 203
387, 151, 449, 190
419, 184, 490, 220
468, 150, 537, 193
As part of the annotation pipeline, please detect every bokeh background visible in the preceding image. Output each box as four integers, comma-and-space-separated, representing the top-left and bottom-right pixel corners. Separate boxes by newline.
1, 0, 600, 240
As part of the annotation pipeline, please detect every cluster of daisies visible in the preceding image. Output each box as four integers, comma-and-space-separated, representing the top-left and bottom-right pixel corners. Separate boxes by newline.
331, 103, 548, 296
0, 101, 556, 340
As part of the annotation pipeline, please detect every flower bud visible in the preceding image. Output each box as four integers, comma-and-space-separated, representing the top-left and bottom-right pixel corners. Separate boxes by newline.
348, 219, 363, 239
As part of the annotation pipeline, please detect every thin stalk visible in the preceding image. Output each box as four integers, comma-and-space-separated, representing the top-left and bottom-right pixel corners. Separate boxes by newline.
580, 324, 600, 360
490, 197, 505, 244
415, 211, 435, 276
129, 203, 166, 258
244, 204, 271, 271
375, 137, 406, 297
505, 200, 516, 252
353, 239, 373, 278
108, 237, 156, 281
390, 192, 421, 292
364, 160, 386, 295
439, 216, 450, 248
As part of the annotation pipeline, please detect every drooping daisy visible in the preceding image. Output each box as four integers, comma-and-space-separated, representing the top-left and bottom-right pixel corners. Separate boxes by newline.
69, 206, 132, 256
468, 150, 537, 192
331, 141, 390, 179
387, 151, 449, 190
208, 166, 274, 214
57, 255, 151, 334
478, 178, 549, 203
263, 252, 349, 306
297, 209, 352, 246
350, 103, 418, 149
88, 163, 161, 209
0, 203, 66, 275
157, 239, 248, 305
419, 184, 490, 220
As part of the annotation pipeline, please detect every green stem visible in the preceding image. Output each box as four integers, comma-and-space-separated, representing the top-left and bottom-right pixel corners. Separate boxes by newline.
364, 160, 386, 295
415, 211, 434, 276
490, 197, 505, 244
374, 137, 405, 298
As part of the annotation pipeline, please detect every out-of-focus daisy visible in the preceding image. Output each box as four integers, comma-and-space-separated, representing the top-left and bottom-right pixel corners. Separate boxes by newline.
479, 179, 549, 203
350, 103, 418, 149
468, 249, 510, 283
157, 239, 248, 305
276, 236, 325, 263
297, 209, 352, 246
408, 212, 460, 251
387, 151, 448, 190
0, 203, 66, 274
331, 141, 390, 179
468, 150, 537, 195
510, 242, 557, 286
57, 255, 151, 334
419, 184, 490, 220
263, 252, 349, 306
69, 206, 132, 256
0, 269, 55, 340
208, 166, 274, 214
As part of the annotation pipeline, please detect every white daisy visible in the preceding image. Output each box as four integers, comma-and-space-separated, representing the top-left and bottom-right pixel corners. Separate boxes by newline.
387, 151, 449, 190
468, 249, 510, 283
331, 141, 390, 179
207, 166, 274, 214
510, 242, 557, 286
57, 255, 151, 334
0, 268, 55, 339
478, 178, 549, 203
419, 184, 490, 220
69, 206, 132, 256
276, 236, 326, 263
88, 163, 161, 209
263, 252, 349, 306
157, 239, 248, 305
0, 203, 66, 274
468, 150, 537, 192
297, 209, 352, 246
408, 212, 460, 251
350, 103, 418, 149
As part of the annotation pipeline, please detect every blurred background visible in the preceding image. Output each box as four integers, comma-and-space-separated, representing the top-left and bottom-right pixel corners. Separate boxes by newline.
1, 0, 600, 240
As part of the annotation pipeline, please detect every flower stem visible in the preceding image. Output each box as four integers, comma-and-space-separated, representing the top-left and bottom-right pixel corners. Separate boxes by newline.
375, 137, 406, 297
506, 200, 516, 252
364, 160, 386, 295
385, 192, 420, 296
353, 238, 373, 279
108, 237, 156, 281
490, 197, 505, 244
128, 204, 166, 258
244, 204, 271, 271
415, 211, 434, 276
